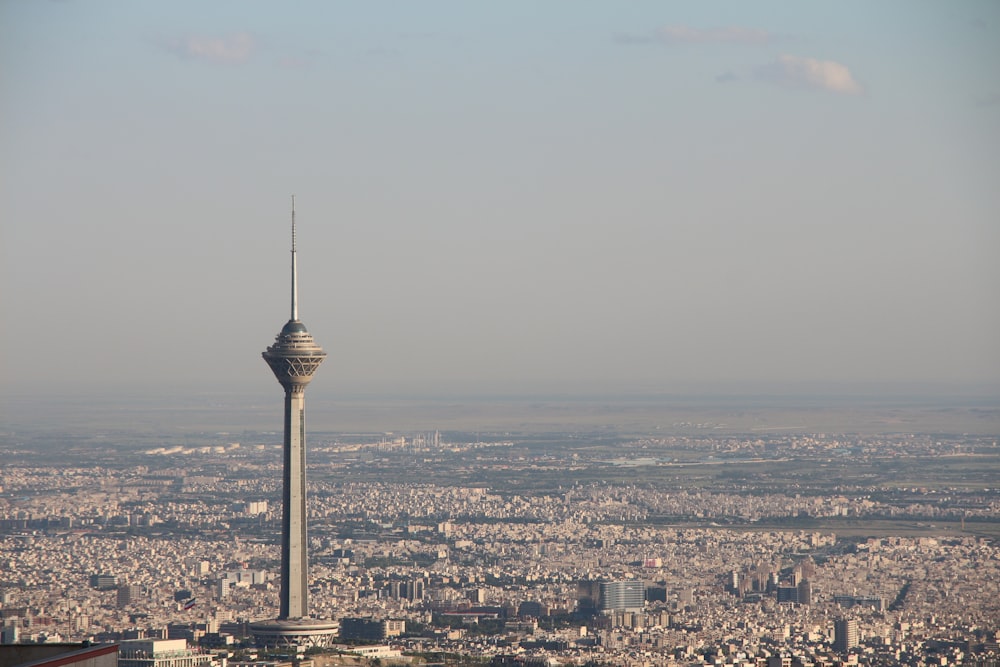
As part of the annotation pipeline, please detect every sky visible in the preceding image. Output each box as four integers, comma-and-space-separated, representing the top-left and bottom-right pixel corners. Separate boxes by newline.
1, 1, 999, 401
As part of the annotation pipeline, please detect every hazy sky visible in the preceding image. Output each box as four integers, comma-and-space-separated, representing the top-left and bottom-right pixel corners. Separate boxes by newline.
2, 1, 998, 399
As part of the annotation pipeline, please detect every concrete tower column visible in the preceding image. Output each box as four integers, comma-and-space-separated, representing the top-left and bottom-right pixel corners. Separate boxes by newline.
281, 386, 309, 618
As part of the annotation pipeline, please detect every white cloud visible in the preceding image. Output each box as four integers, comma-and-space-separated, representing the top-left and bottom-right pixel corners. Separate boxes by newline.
755, 54, 864, 95
160, 32, 257, 64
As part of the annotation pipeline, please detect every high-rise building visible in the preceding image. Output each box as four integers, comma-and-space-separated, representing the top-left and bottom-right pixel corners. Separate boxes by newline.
834, 618, 859, 653
599, 581, 645, 613
90, 574, 119, 590
117, 584, 141, 608
796, 578, 812, 605
409, 578, 426, 602
576, 581, 601, 614
776, 585, 799, 603
250, 199, 337, 648
517, 601, 545, 619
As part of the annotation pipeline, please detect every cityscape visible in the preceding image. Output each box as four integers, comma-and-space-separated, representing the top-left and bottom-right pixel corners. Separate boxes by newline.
2, 403, 999, 666
2, 2, 999, 667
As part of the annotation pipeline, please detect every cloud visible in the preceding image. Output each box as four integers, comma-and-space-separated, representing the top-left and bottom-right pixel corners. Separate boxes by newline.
754, 54, 864, 95
715, 70, 739, 84
160, 32, 257, 64
616, 24, 776, 46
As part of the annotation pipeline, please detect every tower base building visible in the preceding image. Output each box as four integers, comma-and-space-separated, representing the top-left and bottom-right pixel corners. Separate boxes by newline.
249, 618, 339, 649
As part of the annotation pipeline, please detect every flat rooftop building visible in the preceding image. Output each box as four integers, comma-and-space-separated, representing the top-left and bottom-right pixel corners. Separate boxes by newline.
118, 639, 210, 667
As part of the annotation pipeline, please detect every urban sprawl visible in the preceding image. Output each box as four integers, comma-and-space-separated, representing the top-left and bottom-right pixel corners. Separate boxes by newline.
1, 428, 998, 666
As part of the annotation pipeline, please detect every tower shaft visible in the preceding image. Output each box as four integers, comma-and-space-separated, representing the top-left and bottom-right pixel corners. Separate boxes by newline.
280, 386, 309, 619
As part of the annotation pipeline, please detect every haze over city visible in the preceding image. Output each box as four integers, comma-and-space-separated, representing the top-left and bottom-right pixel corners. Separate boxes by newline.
1, 1, 998, 406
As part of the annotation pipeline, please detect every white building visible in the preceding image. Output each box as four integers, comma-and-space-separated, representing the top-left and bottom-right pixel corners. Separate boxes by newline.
118, 639, 212, 667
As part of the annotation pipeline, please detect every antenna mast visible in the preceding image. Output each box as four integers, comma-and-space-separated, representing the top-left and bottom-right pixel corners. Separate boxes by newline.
291, 195, 298, 322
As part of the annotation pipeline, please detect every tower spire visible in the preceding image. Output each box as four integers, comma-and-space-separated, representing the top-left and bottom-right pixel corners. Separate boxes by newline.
291, 195, 298, 322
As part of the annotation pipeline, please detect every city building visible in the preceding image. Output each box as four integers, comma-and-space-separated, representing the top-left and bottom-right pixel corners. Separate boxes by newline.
90, 575, 119, 591
599, 581, 645, 613
338, 618, 405, 642
775, 586, 798, 603
833, 618, 859, 654
0, 624, 18, 645
833, 594, 883, 611
117, 585, 141, 609
249, 200, 337, 648
796, 578, 812, 605
330, 645, 401, 660
118, 639, 210, 667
